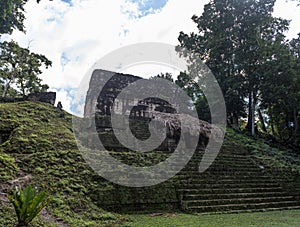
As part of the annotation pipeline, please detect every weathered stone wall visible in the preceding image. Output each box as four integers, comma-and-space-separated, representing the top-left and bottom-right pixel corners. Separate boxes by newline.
0, 92, 56, 105
92, 182, 179, 212
84, 69, 186, 152
84, 69, 177, 118
84, 69, 141, 117
95, 115, 178, 152
27, 92, 56, 105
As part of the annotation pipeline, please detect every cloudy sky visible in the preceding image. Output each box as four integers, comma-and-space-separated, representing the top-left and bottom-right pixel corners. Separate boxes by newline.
2, 0, 300, 114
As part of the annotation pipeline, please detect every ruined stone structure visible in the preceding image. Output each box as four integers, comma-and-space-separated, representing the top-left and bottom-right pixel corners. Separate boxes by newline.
84, 69, 210, 152
85, 70, 172, 151
84, 69, 176, 118
27, 92, 56, 105
82, 69, 300, 213
0, 92, 56, 105
84, 69, 140, 117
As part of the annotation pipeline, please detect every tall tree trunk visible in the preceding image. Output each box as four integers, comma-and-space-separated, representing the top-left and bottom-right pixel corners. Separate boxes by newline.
230, 112, 239, 130
258, 108, 267, 132
293, 107, 299, 133
2, 81, 11, 97
269, 113, 275, 136
247, 91, 255, 136
247, 91, 252, 131
20, 81, 26, 97
251, 91, 255, 136
2, 74, 15, 97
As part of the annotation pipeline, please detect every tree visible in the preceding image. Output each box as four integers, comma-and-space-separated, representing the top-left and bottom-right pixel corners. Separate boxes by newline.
177, 0, 252, 129
151, 72, 174, 82
0, 0, 52, 98
0, 0, 27, 35
0, 0, 47, 35
173, 71, 210, 122
177, 0, 292, 135
0, 40, 51, 97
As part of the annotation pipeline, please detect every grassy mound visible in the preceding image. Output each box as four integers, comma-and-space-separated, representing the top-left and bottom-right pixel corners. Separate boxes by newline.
0, 101, 299, 226
0, 101, 127, 226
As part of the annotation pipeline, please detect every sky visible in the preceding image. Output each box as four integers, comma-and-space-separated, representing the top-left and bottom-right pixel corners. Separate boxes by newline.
2, 0, 300, 114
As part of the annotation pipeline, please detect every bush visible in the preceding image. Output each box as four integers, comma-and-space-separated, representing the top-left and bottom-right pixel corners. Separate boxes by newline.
8, 185, 50, 227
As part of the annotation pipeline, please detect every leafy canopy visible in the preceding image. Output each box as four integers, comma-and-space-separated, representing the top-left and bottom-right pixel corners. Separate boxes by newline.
0, 0, 52, 98
0, 40, 52, 97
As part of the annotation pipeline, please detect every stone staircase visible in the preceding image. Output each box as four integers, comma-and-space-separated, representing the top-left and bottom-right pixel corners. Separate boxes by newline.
176, 148, 300, 213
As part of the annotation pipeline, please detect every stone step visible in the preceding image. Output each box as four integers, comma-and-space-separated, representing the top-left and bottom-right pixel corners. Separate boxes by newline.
182, 191, 291, 200
179, 159, 256, 164
177, 170, 268, 176
192, 154, 253, 159
183, 196, 296, 206
182, 163, 256, 169
186, 201, 300, 213
198, 206, 300, 214
169, 147, 300, 214
179, 178, 286, 185
176, 165, 260, 172
183, 158, 254, 164
182, 162, 262, 169
178, 187, 284, 194
178, 182, 280, 189
177, 174, 281, 180
177, 176, 277, 181
177, 176, 280, 182
186, 157, 253, 161
183, 167, 263, 173
181, 165, 263, 171
186, 162, 257, 168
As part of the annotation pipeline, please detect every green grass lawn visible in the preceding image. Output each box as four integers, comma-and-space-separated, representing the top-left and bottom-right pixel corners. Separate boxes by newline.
125, 210, 300, 227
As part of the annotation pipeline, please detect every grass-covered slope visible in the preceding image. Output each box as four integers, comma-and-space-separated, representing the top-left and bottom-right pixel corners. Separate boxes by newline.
224, 129, 300, 178
0, 101, 127, 226
0, 101, 299, 226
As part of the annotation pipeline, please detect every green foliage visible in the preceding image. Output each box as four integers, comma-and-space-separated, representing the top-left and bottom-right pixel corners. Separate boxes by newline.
151, 72, 174, 82
0, 0, 52, 98
176, 0, 300, 140
151, 71, 211, 122
0, 152, 18, 181
175, 72, 211, 122
0, 0, 47, 35
8, 185, 50, 226
0, 40, 52, 97
0, 0, 26, 35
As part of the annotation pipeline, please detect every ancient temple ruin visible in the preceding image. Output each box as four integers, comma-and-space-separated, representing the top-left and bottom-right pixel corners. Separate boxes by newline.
83, 69, 214, 151
84, 69, 177, 118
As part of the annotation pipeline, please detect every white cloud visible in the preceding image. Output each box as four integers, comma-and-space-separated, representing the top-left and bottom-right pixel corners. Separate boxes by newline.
52, 88, 74, 111
4, 0, 299, 114
4, 0, 209, 114
273, 0, 300, 39
121, 0, 208, 45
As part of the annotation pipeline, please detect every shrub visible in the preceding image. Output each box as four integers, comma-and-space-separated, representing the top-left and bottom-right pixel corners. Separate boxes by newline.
8, 185, 50, 227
